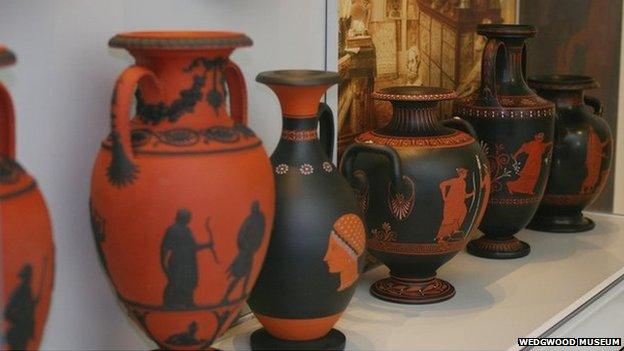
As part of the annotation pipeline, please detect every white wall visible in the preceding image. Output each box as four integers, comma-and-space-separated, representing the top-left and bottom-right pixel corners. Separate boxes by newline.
0, 1, 329, 349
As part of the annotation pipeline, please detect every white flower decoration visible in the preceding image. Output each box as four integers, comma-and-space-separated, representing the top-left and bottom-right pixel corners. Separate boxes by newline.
322, 162, 333, 173
299, 163, 314, 175
275, 164, 289, 175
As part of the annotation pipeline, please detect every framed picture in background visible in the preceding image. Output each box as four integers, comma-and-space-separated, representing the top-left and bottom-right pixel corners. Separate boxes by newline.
337, 0, 518, 158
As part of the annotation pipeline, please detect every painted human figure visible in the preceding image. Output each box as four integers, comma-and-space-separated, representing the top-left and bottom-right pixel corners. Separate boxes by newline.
222, 201, 265, 303
581, 125, 610, 194
4, 264, 38, 350
506, 132, 552, 195
161, 209, 213, 308
324, 214, 366, 291
436, 168, 475, 241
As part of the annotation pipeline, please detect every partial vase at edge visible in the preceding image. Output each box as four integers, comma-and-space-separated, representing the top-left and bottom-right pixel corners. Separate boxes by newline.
0, 46, 55, 351
89, 31, 275, 350
527, 75, 613, 232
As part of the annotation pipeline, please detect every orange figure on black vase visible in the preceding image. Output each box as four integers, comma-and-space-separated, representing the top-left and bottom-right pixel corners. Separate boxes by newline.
527, 75, 613, 233
342, 86, 489, 304
506, 133, 552, 196
89, 32, 275, 350
247, 70, 366, 350
454, 24, 555, 259
1, 46, 55, 351
436, 168, 476, 242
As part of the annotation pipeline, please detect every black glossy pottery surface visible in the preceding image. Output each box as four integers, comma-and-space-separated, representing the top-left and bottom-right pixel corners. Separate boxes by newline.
454, 24, 555, 259
527, 75, 613, 233
248, 70, 366, 347
341, 86, 490, 304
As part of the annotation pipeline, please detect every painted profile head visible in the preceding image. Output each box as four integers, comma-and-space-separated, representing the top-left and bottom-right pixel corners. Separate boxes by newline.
176, 209, 192, 225
456, 167, 468, 178
535, 132, 545, 141
324, 214, 366, 291
19, 264, 33, 282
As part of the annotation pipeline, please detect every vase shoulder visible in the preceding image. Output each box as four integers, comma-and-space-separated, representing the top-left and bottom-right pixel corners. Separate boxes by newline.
356, 129, 475, 149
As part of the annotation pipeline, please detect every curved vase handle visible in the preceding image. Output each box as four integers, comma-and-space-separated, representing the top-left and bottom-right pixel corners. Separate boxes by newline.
584, 95, 603, 117
224, 60, 248, 125
441, 117, 478, 138
340, 143, 403, 189
108, 65, 163, 187
318, 102, 335, 159
0, 82, 15, 158
476, 38, 505, 107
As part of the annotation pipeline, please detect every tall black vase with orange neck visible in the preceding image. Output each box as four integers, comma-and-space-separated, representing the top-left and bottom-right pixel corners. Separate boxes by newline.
247, 70, 366, 350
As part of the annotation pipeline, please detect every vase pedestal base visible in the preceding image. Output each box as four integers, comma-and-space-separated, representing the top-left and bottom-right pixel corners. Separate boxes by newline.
467, 236, 530, 259
250, 328, 345, 350
527, 213, 595, 233
370, 275, 455, 304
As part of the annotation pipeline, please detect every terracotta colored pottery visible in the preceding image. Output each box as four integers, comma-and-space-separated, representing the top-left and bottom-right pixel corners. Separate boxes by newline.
247, 70, 366, 350
527, 75, 613, 232
0, 47, 55, 350
454, 24, 555, 259
340, 86, 490, 304
89, 32, 275, 349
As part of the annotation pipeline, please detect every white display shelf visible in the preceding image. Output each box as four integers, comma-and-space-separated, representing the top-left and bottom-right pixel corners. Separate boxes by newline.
213, 212, 624, 351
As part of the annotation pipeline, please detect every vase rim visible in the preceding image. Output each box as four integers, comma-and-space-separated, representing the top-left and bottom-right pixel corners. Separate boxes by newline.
477, 24, 536, 38
372, 86, 456, 102
528, 74, 599, 90
109, 31, 252, 51
0, 46, 16, 67
256, 70, 339, 87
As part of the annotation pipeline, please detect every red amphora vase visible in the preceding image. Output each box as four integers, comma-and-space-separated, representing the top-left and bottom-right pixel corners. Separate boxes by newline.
89, 32, 275, 349
1, 47, 55, 350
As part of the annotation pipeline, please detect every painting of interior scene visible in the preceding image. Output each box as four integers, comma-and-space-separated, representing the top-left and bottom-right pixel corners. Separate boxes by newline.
338, 0, 518, 157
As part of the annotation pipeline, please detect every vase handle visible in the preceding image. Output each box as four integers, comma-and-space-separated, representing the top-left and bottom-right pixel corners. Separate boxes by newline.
108, 65, 162, 187
318, 102, 335, 159
340, 142, 403, 189
441, 117, 478, 138
224, 60, 248, 125
584, 95, 603, 117
476, 38, 505, 107
0, 82, 15, 158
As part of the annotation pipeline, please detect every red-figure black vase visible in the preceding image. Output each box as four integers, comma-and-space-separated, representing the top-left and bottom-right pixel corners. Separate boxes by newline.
527, 75, 613, 232
247, 70, 366, 350
454, 24, 555, 259
341, 86, 490, 304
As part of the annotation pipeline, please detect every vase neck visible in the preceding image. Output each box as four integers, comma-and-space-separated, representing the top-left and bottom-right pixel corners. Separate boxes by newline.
379, 101, 444, 136
535, 88, 585, 110
131, 49, 235, 130
497, 39, 532, 95
281, 116, 319, 142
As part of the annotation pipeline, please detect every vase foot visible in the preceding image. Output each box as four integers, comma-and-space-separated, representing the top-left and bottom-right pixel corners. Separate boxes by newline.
250, 328, 345, 350
527, 213, 595, 233
467, 236, 530, 259
370, 275, 455, 304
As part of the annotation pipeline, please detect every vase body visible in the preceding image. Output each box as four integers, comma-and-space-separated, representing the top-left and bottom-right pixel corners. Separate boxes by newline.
89, 32, 275, 349
1, 47, 55, 351
527, 75, 613, 232
341, 86, 490, 304
248, 70, 366, 350
454, 24, 555, 259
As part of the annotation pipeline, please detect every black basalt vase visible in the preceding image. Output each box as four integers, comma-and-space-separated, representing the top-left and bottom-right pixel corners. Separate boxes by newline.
247, 70, 366, 350
454, 24, 555, 259
340, 86, 490, 304
527, 75, 613, 232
